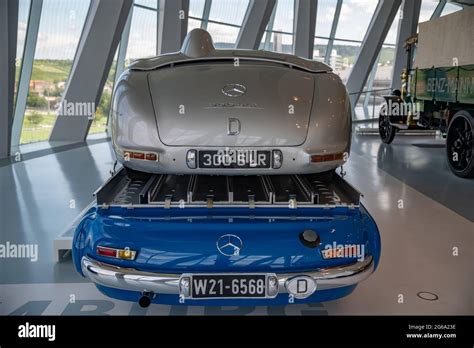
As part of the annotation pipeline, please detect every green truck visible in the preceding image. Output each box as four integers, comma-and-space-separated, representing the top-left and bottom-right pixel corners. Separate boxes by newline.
378, 7, 474, 178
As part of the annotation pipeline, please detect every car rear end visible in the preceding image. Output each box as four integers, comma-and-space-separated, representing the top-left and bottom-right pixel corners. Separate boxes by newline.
111, 57, 351, 176
72, 170, 380, 306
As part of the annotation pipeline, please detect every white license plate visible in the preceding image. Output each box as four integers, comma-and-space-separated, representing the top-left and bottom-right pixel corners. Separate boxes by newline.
191, 274, 267, 298
198, 150, 271, 168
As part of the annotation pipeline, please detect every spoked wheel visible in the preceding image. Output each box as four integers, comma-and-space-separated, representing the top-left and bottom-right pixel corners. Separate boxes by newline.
446, 110, 474, 178
378, 105, 396, 144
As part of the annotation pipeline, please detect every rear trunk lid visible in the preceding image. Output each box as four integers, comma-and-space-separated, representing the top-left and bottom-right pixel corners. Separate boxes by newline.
147, 62, 316, 147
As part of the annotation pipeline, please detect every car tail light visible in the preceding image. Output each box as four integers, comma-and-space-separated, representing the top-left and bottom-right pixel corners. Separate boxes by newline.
96, 246, 137, 260
133, 152, 145, 160
145, 153, 157, 161
117, 249, 136, 259
272, 150, 283, 169
96, 246, 116, 257
310, 152, 344, 163
186, 150, 197, 169
122, 149, 158, 162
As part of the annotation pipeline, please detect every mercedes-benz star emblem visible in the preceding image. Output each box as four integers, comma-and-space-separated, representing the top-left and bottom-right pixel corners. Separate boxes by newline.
216, 234, 243, 256
222, 84, 246, 97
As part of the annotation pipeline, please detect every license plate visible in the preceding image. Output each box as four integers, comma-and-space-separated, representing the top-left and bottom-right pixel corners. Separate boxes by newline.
198, 150, 270, 168
191, 274, 267, 298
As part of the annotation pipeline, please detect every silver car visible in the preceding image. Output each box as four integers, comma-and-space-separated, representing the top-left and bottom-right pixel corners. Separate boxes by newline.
111, 29, 351, 176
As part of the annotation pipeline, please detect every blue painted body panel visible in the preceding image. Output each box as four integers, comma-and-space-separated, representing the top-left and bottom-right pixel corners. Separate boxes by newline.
72, 204, 381, 305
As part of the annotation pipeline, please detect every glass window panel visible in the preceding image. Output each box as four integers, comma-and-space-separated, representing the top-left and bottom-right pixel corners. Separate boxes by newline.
384, 10, 400, 45
440, 3, 462, 16
206, 23, 240, 48
134, 0, 157, 9
261, 0, 295, 53
335, 0, 377, 41
189, 0, 250, 49
126, 7, 157, 63
419, 0, 438, 23
89, 50, 118, 136
188, 18, 202, 32
272, 0, 295, 34
373, 45, 396, 90
260, 31, 270, 50
264, 32, 293, 53
315, 0, 337, 38
358, 14, 398, 119
21, 0, 90, 144
368, 12, 398, 95
355, 44, 396, 120
313, 38, 328, 61
208, 0, 249, 26
331, 40, 361, 83
189, 0, 206, 18
15, 0, 31, 104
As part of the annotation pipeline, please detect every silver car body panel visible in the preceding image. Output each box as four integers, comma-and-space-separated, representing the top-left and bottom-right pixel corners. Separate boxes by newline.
111, 29, 351, 175
130, 50, 330, 73
147, 62, 314, 147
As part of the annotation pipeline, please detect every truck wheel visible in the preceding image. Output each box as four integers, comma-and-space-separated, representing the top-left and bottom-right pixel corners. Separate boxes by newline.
379, 106, 396, 144
446, 110, 474, 178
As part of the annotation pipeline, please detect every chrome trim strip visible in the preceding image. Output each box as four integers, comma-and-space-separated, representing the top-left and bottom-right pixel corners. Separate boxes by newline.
81, 255, 374, 296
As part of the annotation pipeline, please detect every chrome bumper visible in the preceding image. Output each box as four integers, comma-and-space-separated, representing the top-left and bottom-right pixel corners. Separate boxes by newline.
82, 255, 374, 297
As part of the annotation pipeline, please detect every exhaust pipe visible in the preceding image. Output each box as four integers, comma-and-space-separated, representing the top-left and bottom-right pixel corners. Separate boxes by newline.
139, 291, 154, 308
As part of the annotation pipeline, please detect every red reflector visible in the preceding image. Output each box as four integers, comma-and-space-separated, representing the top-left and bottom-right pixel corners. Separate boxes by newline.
311, 153, 343, 163
97, 246, 117, 258
145, 153, 157, 161
322, 154, 334, 161
133, 152, 145, 160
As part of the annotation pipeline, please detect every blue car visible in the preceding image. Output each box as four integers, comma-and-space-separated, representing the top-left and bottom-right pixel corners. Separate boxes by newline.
72, 170, 381, 307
